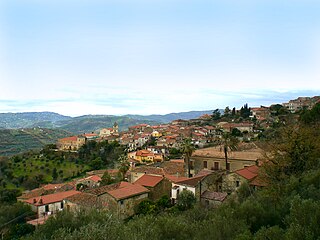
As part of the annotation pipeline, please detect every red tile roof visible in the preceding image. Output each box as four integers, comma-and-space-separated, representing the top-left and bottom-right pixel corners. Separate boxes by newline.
136, 150, 154, 157
236, 165, 259, 180
134, 174, 163, 187
64, 192, 99, 206
87, 175, 102, 182
249, 176, 267, 187
165, 175, 188, 183
59, 136, 78, 142
24, 190, 80, 206
107, 183, 149, 200
131, 166, 165, 175
86, 182, 131, 196
84, 133, 98, 137
175, 175, 207, 187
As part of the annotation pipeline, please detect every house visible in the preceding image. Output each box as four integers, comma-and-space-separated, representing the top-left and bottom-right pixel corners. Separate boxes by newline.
56, 135, 86, 151
222, 165, 266, 193
220, 122, 254, 133
134, 174, 171, 201
129, 149, 163, 164
22, 190, 80, 218
17, 183, 75, 201
64, 192, 100, 211
151, 130, 162, 138
282, 96, 320, 113
85, 181, 149, 218
86, 169, 119, 178
99, 122, 119, 137
130, 166, 165, 183
201, 191, 228, 208
250, 107, 270, 121
171, 171, 224, 204
84, 133, 99, 140
191, 145, 264, 174
128, 124, 150, 133
76, 175, 102, 189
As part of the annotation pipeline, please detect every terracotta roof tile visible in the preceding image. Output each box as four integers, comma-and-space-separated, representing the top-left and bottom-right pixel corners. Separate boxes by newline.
134, 174, 163, 187
131, 166, 165, 175
108, 183, 149, 200
64, 192, 99, 206
175, 175, 207, 187
24, 190, 80, 206
165, 175, 188, 183
86, 182, 131, 196
236, 165, 259, 180
59, 136, 78, 142
193, 146, 263, 161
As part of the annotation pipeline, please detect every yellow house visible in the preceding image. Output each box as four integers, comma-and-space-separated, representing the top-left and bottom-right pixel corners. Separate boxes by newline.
151, 131, 162, 138
135, 150, 155, 163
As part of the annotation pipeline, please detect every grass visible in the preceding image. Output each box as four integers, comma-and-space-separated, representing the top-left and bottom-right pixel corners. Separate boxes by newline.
10, 155, 91, 184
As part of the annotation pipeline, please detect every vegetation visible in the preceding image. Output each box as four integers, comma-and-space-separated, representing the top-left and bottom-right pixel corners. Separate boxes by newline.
180, 138, 195, 177
78, 140, 126, 170
15, 103, 320, 240
0, 128, 71, 156
0, 149, 91, 192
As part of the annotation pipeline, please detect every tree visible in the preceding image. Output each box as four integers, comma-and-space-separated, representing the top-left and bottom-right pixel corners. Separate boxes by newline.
52, 167, 58, 181
240, 103, 251, 119
232, 107, 236, 116
135, 200, 158, 215
231, 128, 243, 137
300, 102, 320, 124
100, 171, 114, 186
212, 109, 221, 120
89, 157, 104, 170
224, 106, 231, 117
217, 133, 239, 171
117, 154, 130, 181
180, 138, 195, 177
177, 189, 196, 211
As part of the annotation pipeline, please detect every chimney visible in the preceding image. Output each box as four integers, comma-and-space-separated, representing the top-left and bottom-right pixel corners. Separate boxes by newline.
39, 198, 43, 204
33, 199, 37, 204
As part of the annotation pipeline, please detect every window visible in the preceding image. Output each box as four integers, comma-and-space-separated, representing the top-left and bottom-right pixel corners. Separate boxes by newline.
45, 205, 49, 212
203, 161, 208, 169
120, 200, 124, 205
61, 201, 64, 209
236, 181, 240, 187
214, 162, 219, 170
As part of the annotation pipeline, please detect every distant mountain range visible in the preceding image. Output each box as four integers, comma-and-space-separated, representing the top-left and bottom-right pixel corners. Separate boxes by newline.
0, 110, 215, 133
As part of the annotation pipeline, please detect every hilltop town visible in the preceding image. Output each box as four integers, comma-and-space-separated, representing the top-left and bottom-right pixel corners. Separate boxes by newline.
1, 95, 320, 239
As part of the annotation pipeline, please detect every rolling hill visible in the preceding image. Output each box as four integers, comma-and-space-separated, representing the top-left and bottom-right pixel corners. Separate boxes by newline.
0, 128, 71, 156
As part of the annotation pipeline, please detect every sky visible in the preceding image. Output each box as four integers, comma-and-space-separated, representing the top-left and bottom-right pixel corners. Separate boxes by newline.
0, 0, 319, 116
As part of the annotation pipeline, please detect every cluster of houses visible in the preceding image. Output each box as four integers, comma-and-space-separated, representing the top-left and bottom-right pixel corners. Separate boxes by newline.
19, 95, 320, 225
282, 96, 320, 113
19, 142, 266, 225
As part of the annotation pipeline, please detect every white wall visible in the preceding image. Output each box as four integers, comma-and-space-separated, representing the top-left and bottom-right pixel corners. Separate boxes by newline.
37, 201, 64, 218
171, 183, 195, 200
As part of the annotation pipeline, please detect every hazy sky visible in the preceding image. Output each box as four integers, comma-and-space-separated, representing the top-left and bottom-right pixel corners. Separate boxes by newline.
0, 0, 319, 116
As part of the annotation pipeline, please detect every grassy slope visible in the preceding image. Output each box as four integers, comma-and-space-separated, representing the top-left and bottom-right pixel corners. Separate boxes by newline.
10, 156, 90, 183
0, 128, 71, 156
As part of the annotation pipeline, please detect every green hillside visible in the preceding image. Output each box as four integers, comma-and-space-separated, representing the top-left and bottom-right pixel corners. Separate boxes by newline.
0, 128, 71, 156
58, 115, 160, 134
0, 112, 71, 129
